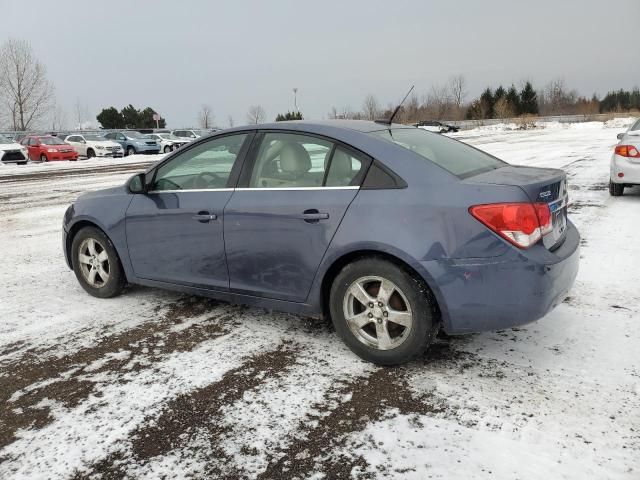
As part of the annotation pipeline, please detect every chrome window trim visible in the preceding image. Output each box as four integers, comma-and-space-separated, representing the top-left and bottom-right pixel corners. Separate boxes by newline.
235, 186, 359, 191
148, 188, 235, 194
147, 186, 359, 194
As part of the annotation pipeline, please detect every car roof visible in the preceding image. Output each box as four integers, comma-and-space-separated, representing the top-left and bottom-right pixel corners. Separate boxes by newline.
252, 120, 406, 133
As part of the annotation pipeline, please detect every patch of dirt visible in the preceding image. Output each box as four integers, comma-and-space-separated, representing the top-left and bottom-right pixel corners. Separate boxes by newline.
0, 296, 228, 449
257, 367, 450, 480
568, 200, 605, 212
79, 343, 300, 479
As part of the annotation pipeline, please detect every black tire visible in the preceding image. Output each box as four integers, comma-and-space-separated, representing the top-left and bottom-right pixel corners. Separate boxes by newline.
40, 154, 48, 162
609, 181, 624, 197
163, 145, 171, 154
18, 161, 27, 165
126, 146, 136, 156
330, 257, 437, 365
87, 148, 95, 158
71, 226, 126, 298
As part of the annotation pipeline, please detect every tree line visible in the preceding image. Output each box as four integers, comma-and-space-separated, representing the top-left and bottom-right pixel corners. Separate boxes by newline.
1, 37, 638, 131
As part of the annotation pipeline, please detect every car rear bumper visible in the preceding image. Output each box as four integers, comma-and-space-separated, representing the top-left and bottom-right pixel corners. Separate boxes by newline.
425, 220, 580, 334
611, 154, 640, 184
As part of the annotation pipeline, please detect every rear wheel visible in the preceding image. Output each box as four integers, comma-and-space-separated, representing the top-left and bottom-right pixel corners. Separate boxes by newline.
40, 154, 48, 162
72, 226, 125, 298
330, 258, 437, 365
609, 181, 624, 196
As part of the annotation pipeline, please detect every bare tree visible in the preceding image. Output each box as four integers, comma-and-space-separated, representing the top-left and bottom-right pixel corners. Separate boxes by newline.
328, 106, 338, 119
494, 97, 514, 120
199, 104, 214, 128
424, 85, 451, 120
448, 74, 467, 108
362, 94, 380, 120
0, 38, 54, 131
50, 103, 67, 131
246, 105, 265, 124
227, 115, 234, 128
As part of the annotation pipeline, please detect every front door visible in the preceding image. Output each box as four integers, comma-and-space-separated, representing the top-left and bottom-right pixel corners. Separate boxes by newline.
224, 131, 370, 302
125, 133, 251, 290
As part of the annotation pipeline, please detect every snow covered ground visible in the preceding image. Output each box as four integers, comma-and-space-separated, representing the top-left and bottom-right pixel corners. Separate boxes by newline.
0, 121, 639, 479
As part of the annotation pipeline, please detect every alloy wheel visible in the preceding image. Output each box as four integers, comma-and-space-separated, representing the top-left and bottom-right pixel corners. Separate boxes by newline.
77, 238, 110, 288
342, 275, 413, 350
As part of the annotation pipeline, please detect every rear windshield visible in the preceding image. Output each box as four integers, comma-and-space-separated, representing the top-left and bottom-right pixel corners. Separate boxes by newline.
40, 137, 66, 145
372, 128, 505, 178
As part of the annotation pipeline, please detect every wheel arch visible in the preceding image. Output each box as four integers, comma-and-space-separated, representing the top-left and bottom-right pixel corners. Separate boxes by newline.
66, 220, 125, 275
318, 249, 445, 327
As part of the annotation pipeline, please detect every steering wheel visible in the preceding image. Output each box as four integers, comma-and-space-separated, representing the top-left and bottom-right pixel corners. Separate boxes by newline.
193, 171, 224, 189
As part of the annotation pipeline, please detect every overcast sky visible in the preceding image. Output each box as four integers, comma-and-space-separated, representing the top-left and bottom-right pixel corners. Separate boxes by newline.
3, 0, 639, 128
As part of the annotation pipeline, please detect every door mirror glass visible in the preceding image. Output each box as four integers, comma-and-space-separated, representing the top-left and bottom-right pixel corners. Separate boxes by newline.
128, 173, 146, 194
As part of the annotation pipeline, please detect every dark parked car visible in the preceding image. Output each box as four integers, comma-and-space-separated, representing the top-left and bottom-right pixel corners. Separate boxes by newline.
415, 120, 460, 133
62, 120, 579, 365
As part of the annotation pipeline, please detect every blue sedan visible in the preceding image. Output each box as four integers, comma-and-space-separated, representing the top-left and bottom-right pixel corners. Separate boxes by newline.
62, 121, 579, 365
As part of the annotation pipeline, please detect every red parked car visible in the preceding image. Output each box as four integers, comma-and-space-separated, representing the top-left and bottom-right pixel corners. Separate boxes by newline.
20, 135, 78, 162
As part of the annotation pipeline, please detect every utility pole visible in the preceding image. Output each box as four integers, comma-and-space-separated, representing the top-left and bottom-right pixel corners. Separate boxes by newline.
293, 88, 298, 113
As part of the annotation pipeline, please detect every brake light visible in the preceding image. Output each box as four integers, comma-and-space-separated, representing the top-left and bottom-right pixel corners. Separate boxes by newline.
615, 145, 640, 158
469, 202, 552, 249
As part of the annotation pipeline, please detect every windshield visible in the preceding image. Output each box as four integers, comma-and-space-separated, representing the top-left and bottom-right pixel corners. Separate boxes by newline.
159, 134, 179, 140
192, 130, 208, 136
372, 128, 505, 178
0, 135, 12, 144
40, 137, 66, 145
125, 131, 147, 139
84, 134, 106, 141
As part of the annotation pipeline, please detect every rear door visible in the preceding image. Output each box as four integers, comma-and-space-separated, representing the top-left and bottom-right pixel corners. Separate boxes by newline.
125, 132, 252, 289
224, 131, 371, 302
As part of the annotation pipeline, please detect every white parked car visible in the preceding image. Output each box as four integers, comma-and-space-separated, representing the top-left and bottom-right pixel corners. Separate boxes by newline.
64, 134, 124, 158
0, 134, 29, 165
610, 118, 640, 196
171, 129, 213, 142
147, 133, 189, 153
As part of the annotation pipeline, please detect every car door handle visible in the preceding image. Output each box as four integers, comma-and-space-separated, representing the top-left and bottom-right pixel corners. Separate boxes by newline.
301, 209, 329, 223
192, 211, 217, 223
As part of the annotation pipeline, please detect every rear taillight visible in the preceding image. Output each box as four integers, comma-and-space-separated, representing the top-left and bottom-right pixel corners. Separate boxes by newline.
469, 202, 552, 249
615, 145, 640, 158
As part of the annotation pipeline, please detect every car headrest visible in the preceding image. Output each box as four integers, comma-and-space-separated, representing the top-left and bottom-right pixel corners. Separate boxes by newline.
280, 143, 311, 174
326, 149, 352, 179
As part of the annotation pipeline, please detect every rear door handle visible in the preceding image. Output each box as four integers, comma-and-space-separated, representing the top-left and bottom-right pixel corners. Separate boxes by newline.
301, 209, 329, 223
192, 211, 217, 223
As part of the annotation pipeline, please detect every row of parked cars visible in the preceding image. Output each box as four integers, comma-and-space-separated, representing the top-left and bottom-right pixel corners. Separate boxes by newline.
0, 128, 216, 164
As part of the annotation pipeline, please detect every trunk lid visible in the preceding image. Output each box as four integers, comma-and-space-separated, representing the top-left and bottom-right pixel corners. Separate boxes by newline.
466, 165, 569, 250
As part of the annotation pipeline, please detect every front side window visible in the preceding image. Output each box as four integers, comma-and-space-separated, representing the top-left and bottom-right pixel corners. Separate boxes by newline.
372, 128, 505, 178
152, 133, 248, 191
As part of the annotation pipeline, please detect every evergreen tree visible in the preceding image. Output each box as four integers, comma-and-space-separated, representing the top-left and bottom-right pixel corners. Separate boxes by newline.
275, 111, 303, 121
506, 85, 521, 115
519, 81, 539, 115
479, 88, 495, 118
121, 104, 140, 128
494, 85, 506, 101
96, 107, 124, 129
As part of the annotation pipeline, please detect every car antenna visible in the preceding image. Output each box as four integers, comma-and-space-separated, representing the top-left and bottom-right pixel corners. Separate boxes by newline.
375, 85, 415, 125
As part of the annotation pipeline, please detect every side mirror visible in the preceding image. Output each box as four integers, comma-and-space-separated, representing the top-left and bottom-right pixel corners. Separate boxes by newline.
617, 133, 625, 140
128, 173, 147, 194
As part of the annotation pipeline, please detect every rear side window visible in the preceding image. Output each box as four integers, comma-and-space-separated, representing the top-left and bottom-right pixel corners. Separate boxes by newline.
372, 128, 505, 179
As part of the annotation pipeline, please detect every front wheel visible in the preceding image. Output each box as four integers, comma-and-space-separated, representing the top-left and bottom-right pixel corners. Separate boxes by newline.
163, 145, 171, 153
126, 146, 136, 156
72, 226, 125, 298
87, 148, 95, 158
609, 181, 624, 196
40, 154, 48, 162
330, 258, 437, 365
